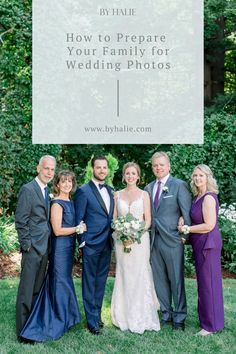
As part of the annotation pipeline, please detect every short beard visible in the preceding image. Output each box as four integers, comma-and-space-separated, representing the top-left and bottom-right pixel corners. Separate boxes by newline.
93, 172, 106, 182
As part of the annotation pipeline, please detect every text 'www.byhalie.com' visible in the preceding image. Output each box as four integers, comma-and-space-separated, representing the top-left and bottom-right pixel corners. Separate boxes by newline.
84, 125, 152, 134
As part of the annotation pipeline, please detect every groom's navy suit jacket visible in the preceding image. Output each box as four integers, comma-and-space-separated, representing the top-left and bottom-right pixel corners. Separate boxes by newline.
75, 180, 114, 249
74, 180, 114, 328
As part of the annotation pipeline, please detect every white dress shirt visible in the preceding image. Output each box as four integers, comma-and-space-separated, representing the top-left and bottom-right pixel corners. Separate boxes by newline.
92, 179, 110, 213
152, 174, 170, 202
35, 177, 47, 199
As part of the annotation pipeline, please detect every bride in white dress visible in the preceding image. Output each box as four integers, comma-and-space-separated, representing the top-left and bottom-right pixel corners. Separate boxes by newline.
111, 162, 160, 334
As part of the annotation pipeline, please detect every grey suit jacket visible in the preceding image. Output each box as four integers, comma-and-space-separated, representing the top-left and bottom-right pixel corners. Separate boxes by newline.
15, 179, 51, 255
145, 175, 191, 248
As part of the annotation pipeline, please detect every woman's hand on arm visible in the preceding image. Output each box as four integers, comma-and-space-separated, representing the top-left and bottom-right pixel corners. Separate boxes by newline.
179, 195, 216, 235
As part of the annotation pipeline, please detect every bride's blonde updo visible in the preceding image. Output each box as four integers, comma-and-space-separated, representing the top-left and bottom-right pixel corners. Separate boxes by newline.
122, 162, 141, 185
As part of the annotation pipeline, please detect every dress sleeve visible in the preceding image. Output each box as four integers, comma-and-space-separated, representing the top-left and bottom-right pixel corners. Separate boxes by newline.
51, 200, 65, 211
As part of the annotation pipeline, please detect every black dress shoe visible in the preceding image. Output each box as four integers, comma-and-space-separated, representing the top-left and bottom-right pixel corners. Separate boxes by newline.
88, 326, 101, 335
161, 319, 172, 326
17, 336, 35, 344
98, 320, 104, 329
172, 322, 185, 331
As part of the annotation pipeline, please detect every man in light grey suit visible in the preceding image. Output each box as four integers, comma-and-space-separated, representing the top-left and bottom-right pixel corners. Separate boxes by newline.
15, 155, 56, 340
145, 152, 191, 331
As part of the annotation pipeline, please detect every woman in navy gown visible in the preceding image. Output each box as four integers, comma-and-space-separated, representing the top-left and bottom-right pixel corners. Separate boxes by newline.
179, 164, 224, 336
20, 170, 86, 342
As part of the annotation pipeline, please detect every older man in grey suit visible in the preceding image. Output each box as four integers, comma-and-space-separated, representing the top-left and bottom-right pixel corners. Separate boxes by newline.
15, 155, 56, 341
145, 152, 191, 331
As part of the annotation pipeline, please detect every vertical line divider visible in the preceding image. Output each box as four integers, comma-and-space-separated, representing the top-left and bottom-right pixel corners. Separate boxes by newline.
117, 79, 119, 117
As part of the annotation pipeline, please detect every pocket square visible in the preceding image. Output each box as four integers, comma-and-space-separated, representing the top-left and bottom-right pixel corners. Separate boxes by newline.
163, 195, 173, 199
79, 241, 86, 248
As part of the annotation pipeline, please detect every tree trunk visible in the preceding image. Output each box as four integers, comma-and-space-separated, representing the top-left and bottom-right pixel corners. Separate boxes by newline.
204, 16, 225, 104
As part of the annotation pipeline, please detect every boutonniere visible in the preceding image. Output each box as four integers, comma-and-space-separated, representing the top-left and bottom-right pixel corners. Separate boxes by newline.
162, 186, 169, 193
49, 193, 54, 200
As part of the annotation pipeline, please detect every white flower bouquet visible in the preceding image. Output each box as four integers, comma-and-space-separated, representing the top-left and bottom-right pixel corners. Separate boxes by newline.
112, 213, 145, 253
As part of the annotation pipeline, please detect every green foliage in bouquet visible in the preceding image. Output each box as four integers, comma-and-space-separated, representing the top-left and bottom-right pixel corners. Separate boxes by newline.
112, 213, 145, 253
83, 153, 119, 187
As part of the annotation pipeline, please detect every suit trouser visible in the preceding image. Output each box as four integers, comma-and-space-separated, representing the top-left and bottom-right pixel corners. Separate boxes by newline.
151, 235, 187, 323
82, 242, 111, 329
16, 248, 48, 336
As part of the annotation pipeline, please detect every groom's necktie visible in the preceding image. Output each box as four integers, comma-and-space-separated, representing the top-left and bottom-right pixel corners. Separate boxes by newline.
154, 181, 162, 209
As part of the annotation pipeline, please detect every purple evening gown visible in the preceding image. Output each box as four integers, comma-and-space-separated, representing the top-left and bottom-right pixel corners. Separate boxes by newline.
190, 192, 224, 332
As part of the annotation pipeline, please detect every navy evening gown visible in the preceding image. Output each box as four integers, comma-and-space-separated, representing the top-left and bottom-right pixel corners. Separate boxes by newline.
20, 199, 81, 341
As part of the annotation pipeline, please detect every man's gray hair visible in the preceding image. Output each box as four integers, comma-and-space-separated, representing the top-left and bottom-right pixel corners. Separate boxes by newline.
38, 155, 56, 166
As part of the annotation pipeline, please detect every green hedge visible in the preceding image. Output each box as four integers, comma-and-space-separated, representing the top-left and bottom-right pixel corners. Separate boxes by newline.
0, 214, 19, 254
1, 1, 235, 213
219, 204, 236, 273
1, 207, 235, 275
0, 0, 61, 212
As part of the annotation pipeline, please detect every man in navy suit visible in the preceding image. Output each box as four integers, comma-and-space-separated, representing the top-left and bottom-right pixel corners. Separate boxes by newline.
75, 156, 114, 335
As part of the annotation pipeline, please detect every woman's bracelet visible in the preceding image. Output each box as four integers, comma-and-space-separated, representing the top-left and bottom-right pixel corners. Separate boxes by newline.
76, 224, 84, 234
182, 225, 190, 235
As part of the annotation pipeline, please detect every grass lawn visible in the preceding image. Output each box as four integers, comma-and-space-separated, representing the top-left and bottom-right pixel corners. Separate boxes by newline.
0, 278, 235, 354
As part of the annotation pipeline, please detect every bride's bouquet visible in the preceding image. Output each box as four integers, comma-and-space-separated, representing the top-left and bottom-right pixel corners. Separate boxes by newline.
112, 213, 145, 253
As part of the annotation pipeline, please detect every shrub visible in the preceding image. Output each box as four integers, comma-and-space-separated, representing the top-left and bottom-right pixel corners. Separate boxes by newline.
0, 214, 19, 253
0, 0, 62, 213
219, 204, 236, 274
83, 153, 119, 187
168, 111, 236, 206
184, 245, 195, 277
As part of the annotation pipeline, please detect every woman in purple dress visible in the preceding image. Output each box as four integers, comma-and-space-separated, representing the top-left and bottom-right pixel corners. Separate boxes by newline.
179, 164, 224, 336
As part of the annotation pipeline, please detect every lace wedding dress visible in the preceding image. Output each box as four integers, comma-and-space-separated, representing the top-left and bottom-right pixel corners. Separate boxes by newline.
111, 192, 160, 333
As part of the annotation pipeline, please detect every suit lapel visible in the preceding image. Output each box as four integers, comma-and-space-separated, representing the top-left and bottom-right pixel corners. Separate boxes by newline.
88, 180, 108, 215
32, 179, 49, 217
156, 175, 173, 211
107, 187, 114, 217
